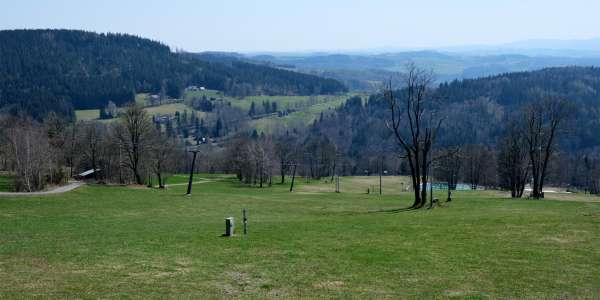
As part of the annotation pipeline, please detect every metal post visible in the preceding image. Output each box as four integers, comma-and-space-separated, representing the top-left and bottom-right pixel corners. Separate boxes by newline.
187, 139, 201, 196
290, 163, 297, 192
186, 150, 198, 195
379, 158, 383, 195
225, 217, 234, 236
429, 151, 434, 208
243, 208, 248, 236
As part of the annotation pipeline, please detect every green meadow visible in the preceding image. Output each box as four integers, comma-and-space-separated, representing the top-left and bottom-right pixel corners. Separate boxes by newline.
0, 173, 14, 192
1, 175, 599, 298
185, 90, 358, 133
74, 109, 100, 121
76, 90, 355, 133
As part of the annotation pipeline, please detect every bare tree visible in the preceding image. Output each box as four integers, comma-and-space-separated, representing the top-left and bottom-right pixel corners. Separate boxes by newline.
498, 121, 529, 198
434, 147, 461, 202
66, 122, 80, 178
0, 117, 50, 191
461, 144, 495, 190
385, 64, 441, 208
523, 96, 571, 198
275, 135, 296, 184
45, 112, 68, 184
79, 122, 104, 180
149, 132, 179, 188
114, 104, 153, 185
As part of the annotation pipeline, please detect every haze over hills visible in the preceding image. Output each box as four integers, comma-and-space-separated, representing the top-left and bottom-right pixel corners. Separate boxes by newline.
202, 46, 600, 91
191, 37, 596, 91
243, 37, 600, 57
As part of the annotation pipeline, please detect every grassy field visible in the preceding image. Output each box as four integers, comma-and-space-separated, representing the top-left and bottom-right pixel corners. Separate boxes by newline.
136, 93, 150, 106
144, 103, 199, 117
1, 175, 599, 299
75, 101, 199, 125
76, 90, 356, 133
249, 95, 349, 133
0, 174, 15, 192
185, 90, 357, 133
74, 109, 100, 121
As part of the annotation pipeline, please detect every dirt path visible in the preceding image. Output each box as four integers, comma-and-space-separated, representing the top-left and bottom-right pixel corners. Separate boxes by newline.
164, 180, 211, 187
0, 182, 85, 196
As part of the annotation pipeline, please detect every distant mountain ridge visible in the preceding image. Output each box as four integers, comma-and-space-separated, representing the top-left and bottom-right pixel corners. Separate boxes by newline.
241, 49, 600, 91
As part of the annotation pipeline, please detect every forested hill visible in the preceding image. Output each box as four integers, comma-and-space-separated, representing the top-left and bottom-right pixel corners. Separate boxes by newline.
0, 29, 346, 119
436, 67, 600, 108
434, 67, 600, 149
313, 66, 600, 161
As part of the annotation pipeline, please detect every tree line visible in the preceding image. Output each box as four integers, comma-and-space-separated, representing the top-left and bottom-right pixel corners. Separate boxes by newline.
0, 106, 187, 191
1, 63, 599, 201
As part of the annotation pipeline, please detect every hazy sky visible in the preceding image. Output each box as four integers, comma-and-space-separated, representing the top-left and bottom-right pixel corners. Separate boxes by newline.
2, 0, 600, 52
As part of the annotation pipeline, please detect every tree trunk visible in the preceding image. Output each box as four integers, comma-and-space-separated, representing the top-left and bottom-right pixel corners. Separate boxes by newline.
134, 168, 142, 185
158, 172, 164, 188
280, 160, 286, 184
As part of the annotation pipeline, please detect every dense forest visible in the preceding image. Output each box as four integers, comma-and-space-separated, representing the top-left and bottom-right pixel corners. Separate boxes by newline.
434, 67, 600, 149
0, 29, 346, 120
312, 66, 600, 155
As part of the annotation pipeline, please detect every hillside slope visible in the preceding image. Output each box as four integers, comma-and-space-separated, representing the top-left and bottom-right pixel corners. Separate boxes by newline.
312, 67, 600, 162
0, 29, 346, 119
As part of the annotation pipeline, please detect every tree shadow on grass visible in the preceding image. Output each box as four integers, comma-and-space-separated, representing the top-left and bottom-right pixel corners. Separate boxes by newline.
368, 206, 419, 214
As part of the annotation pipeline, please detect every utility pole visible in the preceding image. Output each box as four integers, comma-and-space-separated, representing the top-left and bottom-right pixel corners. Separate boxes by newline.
379, 156, 383, 195
333, 152, 342, 193
186, 138, 203, 195
289, 163, 297, 192
429, 150, 434, 208
243, 208, 248, 236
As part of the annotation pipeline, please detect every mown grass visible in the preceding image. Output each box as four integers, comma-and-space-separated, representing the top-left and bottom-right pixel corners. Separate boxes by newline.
0, 174, 15, 192
1, 175, 599, 299
144, 103, 199, 117
74, 109, 100, 121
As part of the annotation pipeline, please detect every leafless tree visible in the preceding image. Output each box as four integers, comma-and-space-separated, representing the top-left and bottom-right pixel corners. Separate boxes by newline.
0, 117, 50, 191
79, 122, 104, 180
461, 144, 495, 190
385, 64, 442, 208
434, 147, 462, 202
45, 112, 68, 184
275, 135, 297, 183
149, 133, 179, 188
498, 121, 529, 198
65, 122, 80, 178
114, 104, 153, 184
523, 96, 571, 198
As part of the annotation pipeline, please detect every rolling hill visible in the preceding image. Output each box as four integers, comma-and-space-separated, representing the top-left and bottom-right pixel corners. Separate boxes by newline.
310, 66, 600, 167
248, 51, 600, 91
0, 29, 346, 120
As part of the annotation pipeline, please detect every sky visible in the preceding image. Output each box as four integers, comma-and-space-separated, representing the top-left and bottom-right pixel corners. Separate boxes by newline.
2, 0, 600, 53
